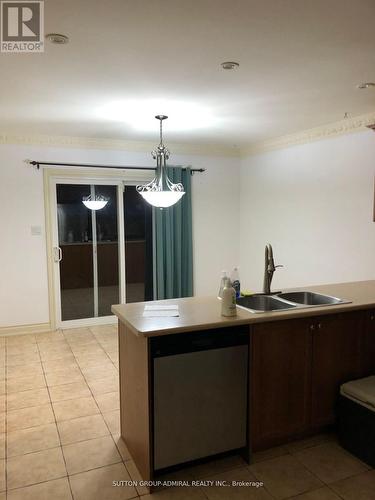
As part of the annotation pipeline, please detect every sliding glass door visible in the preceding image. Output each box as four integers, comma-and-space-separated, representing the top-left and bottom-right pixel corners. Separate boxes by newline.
51, 178, 155, 328
123, 185, 153, 303
55, 183, 120, 323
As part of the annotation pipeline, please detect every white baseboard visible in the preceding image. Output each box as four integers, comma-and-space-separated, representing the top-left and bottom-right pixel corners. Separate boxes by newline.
0, 322, 52, 337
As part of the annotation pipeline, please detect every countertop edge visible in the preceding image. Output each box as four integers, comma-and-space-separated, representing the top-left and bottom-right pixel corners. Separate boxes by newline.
111, 281, 375, 337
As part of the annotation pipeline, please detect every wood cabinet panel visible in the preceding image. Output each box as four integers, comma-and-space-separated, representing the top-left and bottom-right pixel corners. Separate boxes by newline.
311, 312, 363, 429
119, 322, 152, 483
251, 318, 312, 450
60, 244, 93, 289
362, 310, 375, 377
251, 310, 367, 450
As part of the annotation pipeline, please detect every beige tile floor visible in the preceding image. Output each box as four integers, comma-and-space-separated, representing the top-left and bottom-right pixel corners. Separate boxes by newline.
0, 325, 374, 499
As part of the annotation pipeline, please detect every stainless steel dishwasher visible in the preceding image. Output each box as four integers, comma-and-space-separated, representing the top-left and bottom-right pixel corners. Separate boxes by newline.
151, 326, 249, 471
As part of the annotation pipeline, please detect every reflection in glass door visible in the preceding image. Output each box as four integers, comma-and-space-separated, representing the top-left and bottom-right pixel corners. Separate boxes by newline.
56, 183, 119, 322
124, 185, 153, 303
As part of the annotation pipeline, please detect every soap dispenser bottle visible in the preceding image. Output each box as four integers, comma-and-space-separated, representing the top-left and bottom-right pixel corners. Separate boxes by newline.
218, 271, 228, 298
221, 278, 237, 317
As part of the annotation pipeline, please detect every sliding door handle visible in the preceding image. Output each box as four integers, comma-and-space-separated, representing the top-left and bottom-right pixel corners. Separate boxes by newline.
53, 247, 62, 263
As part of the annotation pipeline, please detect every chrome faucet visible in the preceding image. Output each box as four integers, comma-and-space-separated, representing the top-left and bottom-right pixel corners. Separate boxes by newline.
263, 244, 283, 294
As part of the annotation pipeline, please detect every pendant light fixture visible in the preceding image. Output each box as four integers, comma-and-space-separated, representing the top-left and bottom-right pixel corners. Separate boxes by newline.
82, 195, 108, 211
136, 115, 185, 208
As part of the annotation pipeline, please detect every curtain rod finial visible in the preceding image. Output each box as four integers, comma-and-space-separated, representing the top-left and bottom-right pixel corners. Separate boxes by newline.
26, 160, 40, 169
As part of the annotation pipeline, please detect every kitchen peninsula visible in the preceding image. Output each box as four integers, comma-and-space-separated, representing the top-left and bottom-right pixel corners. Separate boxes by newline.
112, 280, 375, 488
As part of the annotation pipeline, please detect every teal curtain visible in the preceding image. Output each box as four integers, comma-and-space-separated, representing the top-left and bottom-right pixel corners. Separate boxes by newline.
154, 166, 193, 299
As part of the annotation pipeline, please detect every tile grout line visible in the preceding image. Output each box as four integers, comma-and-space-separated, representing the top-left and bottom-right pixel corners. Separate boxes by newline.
4, 460, 139, 495
6, 328, 374, 499
6, 341, 73, 428
291, 442, 371, 489
74, 328, 124, 456
0, 332, 327, 496
324, 473, 371, 500
36, 330, 75, 500
70, 332, 120, 434
245, 447, 290, 500
86, 331, 144, 493
249, 440, 337, 499
85, 328, 142, 496
5, 338, 119, 427
5, 334, 44, 494
242, 465, 279, 500
5, 327, 129, 497
6, 432, 123, 460
246, 450, 302, 500
324, 484, 347, 500
83, 326, 118, 370
290, 445, 333, 491
62, 328, 136, 495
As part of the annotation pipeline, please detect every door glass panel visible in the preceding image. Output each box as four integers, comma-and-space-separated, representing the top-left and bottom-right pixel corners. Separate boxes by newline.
56, 183, 119, 321
95, 185, 119, 316
124, 186, 153, 303
57, 184, 94, 321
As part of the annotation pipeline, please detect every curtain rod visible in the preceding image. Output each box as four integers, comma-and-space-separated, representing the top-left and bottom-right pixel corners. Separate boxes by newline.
27, 160, 205, 173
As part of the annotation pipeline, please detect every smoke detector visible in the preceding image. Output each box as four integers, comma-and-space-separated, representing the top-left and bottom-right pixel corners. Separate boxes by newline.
46, 33, 69, 44
357, 82, 375, 89
221, 61, 239, 70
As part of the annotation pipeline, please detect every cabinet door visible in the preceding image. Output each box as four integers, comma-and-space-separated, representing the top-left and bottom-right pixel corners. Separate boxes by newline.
311, 312, 363, 428
362, 310, 375, 376
251, 318, 312, 450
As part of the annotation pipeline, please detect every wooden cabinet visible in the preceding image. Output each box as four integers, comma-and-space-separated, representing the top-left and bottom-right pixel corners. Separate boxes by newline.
251, 311, 366, 450
251, 318, 312, 450
60, 244, 93, 289
311, 312, 363, 429
362, 310, 375, 377
60, 242, 118, 289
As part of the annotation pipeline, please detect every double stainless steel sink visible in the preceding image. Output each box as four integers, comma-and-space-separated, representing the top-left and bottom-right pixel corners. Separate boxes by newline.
236, 291, 350, 313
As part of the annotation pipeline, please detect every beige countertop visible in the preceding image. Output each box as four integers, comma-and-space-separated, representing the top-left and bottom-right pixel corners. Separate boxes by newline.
111, 280, 375, 338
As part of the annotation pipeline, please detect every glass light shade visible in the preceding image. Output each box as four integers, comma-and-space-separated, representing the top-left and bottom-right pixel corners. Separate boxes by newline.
136, 115, 185, 208
82, 200, 108, 210
139, 190, 185, 208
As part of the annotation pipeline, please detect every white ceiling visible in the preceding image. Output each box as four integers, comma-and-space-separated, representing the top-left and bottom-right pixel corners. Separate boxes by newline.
1, 0, 375, 151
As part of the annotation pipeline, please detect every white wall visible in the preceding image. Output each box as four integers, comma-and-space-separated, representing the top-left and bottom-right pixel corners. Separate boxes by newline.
4, 128, 373, 328
239, 130, 375, 292
0, 144, 240, 328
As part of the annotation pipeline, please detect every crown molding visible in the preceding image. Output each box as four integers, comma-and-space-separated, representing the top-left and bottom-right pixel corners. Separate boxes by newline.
1, 109, 374, 159
241, 110, 375, 157
0, 132, 240, 158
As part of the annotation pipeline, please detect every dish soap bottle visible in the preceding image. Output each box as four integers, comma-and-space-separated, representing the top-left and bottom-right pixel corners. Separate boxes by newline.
221, 278, 237, 317
218, 270, 228, 298
231, 267, 241, 298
